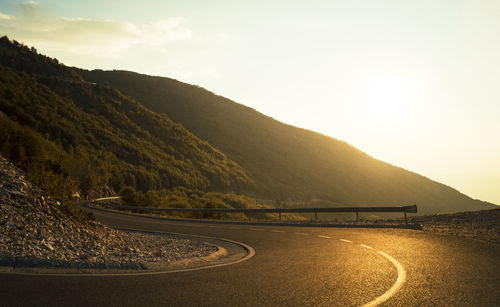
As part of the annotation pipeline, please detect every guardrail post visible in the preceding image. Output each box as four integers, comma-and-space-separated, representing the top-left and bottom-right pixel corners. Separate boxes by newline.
96, 201, 417, 225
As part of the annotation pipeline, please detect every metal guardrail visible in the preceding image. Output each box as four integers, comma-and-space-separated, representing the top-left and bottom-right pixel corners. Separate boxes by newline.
91, 198, 417, 225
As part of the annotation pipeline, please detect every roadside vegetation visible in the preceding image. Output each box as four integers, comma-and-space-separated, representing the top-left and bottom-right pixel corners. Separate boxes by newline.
119, 186, 305, 221
0, 36, 254, 200
1, 35, 494, 222
82, 69, 496, 214
0, 36, 277, 223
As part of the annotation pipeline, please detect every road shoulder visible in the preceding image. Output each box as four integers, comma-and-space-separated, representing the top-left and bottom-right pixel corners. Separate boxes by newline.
0, 229, 254, 276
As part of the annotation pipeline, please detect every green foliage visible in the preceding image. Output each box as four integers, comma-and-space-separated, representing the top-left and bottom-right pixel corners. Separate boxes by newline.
81, 68, 496, 214
63, 202, 94, 224
1, 35, 493, 216
119, 187, 300, 221
0, 36, 255, 203
120, 186, 139, 206
0, 117, 77, 202
0, 36, 80, 80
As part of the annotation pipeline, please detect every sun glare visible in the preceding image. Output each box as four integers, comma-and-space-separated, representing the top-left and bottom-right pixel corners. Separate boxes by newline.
363, 75, 414, 124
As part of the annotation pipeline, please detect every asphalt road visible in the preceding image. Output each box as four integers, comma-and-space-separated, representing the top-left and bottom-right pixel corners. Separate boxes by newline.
1, 207, 499, 306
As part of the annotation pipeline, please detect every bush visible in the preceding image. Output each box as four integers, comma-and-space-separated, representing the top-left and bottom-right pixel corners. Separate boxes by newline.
64, 202, 94, 224
120, 186, 139, 206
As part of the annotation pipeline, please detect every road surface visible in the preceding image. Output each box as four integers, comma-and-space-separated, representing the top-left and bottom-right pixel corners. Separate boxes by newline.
1, 206, 499, 306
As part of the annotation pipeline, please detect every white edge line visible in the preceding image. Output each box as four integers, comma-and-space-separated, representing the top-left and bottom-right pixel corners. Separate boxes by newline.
1, 229, 256, 277
362, 250, 406, 307
271, 230, 285, 233
337, 238, 406, 306
317, 235, 331, 239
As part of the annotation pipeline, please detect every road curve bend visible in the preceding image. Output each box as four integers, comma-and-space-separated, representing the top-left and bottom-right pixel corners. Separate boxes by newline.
1, 206, 499, 306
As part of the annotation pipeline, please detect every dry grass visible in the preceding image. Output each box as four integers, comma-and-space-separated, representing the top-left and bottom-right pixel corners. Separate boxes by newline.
405, 208, 500, 244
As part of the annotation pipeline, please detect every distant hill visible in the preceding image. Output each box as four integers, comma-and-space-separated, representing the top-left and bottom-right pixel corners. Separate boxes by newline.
80, 69, 497, 214
0, 36, 254, 199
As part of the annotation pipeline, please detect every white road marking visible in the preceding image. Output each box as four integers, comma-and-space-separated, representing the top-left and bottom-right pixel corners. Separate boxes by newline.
90, 204, 407, 305
295, 232, 308, 235
271, 230, 285, 233
317, 235, 331, 239
4, 229, 256, 277
339, 239, 353, 243
339, 239, 406, 307
250, 228, 264, 231
362, 249, 407, 307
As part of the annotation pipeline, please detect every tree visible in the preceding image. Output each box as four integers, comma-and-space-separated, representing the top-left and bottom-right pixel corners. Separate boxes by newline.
120, 186, 138, 206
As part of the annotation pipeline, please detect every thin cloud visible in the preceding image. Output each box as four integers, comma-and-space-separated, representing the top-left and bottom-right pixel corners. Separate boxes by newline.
0, 12, 11, 20
142, 18, 192, 46
0, 1, 191, 56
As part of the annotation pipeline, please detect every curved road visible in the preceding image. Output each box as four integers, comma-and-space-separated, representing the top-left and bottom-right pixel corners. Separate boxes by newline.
1, 207, 499, 306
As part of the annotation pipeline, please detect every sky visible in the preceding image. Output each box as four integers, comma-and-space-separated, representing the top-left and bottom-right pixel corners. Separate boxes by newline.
0, 0, 499, 205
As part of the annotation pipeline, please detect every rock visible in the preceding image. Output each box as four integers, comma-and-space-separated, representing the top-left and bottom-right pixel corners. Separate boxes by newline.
0, 153, 217, 270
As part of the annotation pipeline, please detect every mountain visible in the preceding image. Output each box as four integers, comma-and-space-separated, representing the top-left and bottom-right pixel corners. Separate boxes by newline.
0, 36, 494, 215
0, 36, 254, 200
80, 69, 497, 214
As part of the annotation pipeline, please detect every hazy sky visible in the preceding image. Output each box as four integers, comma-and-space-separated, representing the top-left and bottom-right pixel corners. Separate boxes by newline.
1, 0, 499, 205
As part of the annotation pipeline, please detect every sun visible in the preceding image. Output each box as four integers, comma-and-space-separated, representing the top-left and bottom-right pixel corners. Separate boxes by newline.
363, 75, 414, 124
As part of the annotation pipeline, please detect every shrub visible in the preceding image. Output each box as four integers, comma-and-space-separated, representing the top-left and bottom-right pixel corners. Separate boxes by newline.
120, 186, 139, 206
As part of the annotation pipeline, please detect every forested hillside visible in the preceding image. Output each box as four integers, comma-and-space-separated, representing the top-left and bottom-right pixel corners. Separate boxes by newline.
81, 69, 496, 214
1, 35, 494, 215
0, 36, 254, 201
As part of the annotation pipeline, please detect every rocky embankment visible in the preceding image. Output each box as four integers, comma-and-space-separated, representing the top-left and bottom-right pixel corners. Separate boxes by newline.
406, 209, 500, 244
0, 155, 216, 270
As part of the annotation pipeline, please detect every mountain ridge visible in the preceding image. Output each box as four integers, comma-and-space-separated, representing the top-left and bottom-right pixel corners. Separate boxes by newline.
0, 36, 255, 200
0, 35, 495, 215
80, 69, 497, 214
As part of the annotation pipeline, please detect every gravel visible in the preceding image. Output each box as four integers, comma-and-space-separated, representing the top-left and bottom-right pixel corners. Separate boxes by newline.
406, 209, 500, 244
0, 155, 217, 270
